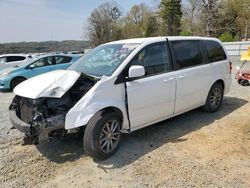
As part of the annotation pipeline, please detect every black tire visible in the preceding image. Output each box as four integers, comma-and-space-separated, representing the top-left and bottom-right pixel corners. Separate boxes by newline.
83, 110, 122, 160
11, 77, 26, 90
202, 82, 224, 113
240, 80, 250, 86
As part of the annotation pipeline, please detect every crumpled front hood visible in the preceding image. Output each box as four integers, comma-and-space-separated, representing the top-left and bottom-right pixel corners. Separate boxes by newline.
14, 70, 81, 99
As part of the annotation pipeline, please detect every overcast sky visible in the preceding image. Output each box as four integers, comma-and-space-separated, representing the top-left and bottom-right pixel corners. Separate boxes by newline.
0, 0, 156, 43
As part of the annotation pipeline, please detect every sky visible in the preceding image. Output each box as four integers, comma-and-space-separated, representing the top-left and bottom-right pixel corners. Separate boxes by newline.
0, 0, 157, 43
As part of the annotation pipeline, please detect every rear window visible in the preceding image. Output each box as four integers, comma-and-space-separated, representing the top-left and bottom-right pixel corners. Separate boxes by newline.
203, 40, 227, 63
55, 56, 72, 64
170, 40, 204, 69
6, 56, 26, 63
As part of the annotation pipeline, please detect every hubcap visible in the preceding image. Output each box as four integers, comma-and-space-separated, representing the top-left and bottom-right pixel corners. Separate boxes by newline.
210, 87, 222, 108
99, 120, 120, 153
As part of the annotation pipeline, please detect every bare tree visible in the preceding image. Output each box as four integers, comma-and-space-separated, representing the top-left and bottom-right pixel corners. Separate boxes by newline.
183, 0, 200, 35
87, 1, 122, 46
127, 4, 149, 25
237, 0, 250, 40
122, 3, 154, 38
200, 0, 220, 37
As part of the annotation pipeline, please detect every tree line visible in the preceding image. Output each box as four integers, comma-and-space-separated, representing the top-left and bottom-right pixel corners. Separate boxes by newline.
0, 40, 90, 54
87, 0, 250, 46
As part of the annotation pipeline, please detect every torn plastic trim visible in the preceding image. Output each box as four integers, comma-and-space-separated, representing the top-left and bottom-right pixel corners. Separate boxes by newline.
9, 108, 65, 142
33, 114, 66, 142
9, 72, 99, 142
9, 110, 31, 136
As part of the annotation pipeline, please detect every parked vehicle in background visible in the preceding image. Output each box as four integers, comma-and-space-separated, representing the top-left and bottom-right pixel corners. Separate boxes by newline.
0, 54, 32, 71
9, 37, 232, 160
0, 54, 80, 90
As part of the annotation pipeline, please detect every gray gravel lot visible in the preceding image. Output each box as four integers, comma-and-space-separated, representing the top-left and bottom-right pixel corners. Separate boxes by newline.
0, 57, 249, 188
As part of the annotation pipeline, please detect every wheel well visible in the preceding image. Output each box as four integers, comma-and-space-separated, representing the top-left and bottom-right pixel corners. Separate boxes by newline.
11, 76, 26, 83
215, 79, 225, 90
100, 107, 123, 122
10, 77, 27, 89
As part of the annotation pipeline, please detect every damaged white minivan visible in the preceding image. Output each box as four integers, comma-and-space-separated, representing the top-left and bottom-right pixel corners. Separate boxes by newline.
9, 37, 232, 160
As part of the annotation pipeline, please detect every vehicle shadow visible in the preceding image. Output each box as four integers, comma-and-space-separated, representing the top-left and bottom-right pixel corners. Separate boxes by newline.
35, 134, 84, 164
97, 96, 247, 168
35, 96, 247, 165
0, 89, 12, 93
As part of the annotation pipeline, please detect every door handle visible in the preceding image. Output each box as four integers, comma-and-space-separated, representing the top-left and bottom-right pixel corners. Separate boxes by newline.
163, 77, 174, 83
178, 75, 185, 79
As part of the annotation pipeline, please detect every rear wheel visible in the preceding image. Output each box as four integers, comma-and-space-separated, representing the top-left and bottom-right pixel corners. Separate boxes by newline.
83, 110, 122, 160
237, 79, 242, 85
240, 80, 250, 86
11, 77, 26, 90
203, 82, 224, 113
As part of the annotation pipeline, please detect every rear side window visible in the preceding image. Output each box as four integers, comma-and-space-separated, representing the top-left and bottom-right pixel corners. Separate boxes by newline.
6, 56, 26, 63
170, 40, 204, 69
203, 40, 227, 62
55, 56, 72, 64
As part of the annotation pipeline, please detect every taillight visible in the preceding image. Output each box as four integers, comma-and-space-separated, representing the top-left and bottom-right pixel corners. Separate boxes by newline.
229, 61, 232, 74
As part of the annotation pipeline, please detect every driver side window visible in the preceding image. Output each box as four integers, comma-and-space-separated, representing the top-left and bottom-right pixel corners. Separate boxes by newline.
31, 57, 53, 68
129, 43, 171, 76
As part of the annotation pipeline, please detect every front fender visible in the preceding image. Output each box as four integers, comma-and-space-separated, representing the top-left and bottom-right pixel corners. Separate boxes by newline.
65, 100, 128, 130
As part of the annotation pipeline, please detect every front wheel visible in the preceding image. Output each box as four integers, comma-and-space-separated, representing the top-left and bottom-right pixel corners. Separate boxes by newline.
83, 110, 122, 160
203, 83, 224, 113
11, 77, 26, 90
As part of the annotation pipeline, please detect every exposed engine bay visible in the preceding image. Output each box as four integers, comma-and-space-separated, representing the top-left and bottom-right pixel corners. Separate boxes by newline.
9, 73, 97, 143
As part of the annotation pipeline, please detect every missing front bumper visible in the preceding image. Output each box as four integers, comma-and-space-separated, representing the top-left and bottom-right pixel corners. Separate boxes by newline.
9, 110, 31, 136
9, 110, 65, 142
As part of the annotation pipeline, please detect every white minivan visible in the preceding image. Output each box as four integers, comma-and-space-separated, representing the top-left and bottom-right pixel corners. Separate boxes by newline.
9, 37, 232, 159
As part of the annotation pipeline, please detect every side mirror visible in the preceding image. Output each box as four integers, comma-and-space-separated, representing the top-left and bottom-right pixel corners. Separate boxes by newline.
128, 65, 145, 79
29, 64, 35, 69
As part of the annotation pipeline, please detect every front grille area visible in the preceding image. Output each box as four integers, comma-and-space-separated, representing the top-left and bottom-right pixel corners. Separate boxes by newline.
19, 98, 35, 124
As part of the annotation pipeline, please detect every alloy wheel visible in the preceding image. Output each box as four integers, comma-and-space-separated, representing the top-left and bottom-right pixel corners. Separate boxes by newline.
99, 120, 121, 153
210, 87, 222, 108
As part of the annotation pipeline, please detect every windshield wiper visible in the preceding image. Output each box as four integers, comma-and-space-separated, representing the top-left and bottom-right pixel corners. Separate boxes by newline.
81, 72, 100, 82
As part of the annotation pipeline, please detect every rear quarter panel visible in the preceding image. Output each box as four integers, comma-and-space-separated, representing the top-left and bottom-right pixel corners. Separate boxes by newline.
211, 39, 232, 94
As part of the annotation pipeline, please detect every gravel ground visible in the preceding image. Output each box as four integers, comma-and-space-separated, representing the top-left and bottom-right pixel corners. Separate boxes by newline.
0, 57, 249, 188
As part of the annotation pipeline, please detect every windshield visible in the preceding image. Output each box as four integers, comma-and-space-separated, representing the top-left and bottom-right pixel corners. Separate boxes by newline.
68, 43, 139, 77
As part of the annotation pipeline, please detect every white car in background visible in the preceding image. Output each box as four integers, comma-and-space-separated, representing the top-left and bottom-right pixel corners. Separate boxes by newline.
9, 36, 232, 160
0, 54, 32, 70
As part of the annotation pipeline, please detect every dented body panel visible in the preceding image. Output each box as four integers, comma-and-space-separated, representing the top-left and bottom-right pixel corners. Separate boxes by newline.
65, 76, 129, 130
10, 70, 99, 141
